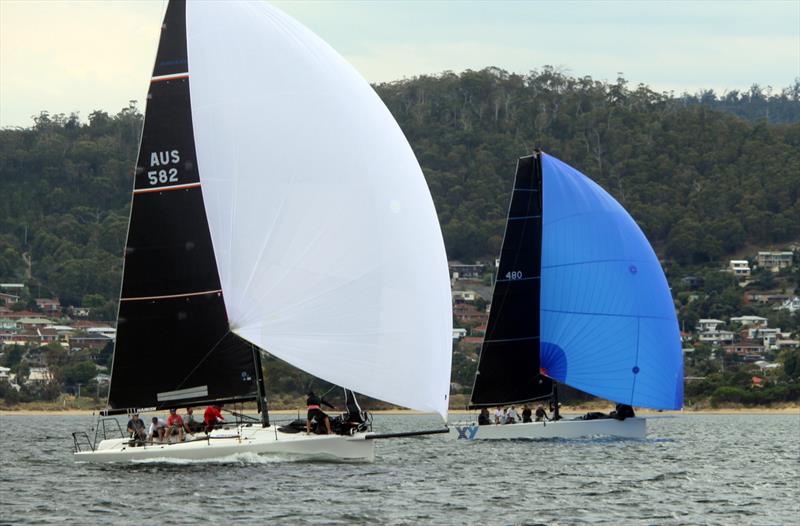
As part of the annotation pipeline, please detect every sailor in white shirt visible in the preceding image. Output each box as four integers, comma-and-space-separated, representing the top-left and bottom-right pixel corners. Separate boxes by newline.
505, 406, 520, 424
494, 407, 504, 424
148, 417, 167, 443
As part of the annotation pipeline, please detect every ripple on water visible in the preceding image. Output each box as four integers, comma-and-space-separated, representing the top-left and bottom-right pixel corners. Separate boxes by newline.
0, 413, 798, 525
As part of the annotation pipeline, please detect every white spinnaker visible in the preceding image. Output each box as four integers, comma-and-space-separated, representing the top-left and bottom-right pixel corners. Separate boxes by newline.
185, 1, 452, 419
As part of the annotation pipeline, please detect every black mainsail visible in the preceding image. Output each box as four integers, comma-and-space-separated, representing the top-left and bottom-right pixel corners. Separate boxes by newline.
469, 153, 552, 408
107, 0, 260, 413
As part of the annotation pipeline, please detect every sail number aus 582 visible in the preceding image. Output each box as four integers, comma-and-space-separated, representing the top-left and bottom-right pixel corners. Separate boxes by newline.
146, 150, 180, 185
505, 271, 523, 280
147, 168, 178, 185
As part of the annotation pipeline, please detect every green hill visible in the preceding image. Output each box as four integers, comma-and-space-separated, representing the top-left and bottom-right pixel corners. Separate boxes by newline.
2, 69, 798, 308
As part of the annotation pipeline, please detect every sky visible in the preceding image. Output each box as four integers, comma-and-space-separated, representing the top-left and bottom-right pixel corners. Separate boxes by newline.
1, 0, 798, 128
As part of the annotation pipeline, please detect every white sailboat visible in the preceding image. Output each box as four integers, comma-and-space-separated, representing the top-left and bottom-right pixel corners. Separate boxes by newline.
73, 0, 452, 462
450, 152, 683, 441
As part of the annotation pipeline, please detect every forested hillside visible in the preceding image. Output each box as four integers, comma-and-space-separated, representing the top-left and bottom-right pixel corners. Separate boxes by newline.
1, 69, 799, 309
378, 69, 800, 263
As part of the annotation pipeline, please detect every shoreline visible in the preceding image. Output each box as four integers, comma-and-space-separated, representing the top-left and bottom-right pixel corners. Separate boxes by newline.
1, 407, 797, 417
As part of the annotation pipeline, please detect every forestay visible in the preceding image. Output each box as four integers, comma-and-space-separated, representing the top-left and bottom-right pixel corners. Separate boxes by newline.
185, 1, 452, 418
539, 154, 683, 410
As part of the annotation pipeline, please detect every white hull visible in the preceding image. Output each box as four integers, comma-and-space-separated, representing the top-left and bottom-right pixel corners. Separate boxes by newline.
448, 417, 646, 440
74, 425, 375, 463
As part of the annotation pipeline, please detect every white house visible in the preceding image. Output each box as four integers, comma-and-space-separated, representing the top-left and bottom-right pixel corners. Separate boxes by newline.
748, 327, 781, 350
730, 315, 768, 328
699, 330, 735, 345
728, 260, 751, 277
452, 328, 467, 340
756, 251, 794, 272
697, 319, 725, 332
452, 290, 477, 303
26, 367, 53, 384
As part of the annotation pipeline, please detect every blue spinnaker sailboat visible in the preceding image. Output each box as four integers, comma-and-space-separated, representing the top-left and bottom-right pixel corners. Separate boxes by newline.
470, 152, 683, 412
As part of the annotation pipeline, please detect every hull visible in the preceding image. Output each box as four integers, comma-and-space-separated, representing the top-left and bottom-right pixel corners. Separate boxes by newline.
448, 417, 646, 440
74, 425, 375, 463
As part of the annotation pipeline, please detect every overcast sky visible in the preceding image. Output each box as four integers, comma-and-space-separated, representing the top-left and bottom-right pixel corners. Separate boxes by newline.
1, 0, 798, 128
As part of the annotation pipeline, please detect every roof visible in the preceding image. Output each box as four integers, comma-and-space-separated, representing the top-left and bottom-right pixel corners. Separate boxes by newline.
17, 317, 54, 325
71, 320, 113, 329
45, 325, 75, 331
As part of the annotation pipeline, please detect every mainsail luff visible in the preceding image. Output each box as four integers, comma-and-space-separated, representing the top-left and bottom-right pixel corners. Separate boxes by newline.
107, 0, 260, 411
469, 154, 553, 408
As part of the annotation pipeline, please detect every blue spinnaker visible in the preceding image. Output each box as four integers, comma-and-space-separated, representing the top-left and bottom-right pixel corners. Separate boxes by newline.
540, 154, 683, 410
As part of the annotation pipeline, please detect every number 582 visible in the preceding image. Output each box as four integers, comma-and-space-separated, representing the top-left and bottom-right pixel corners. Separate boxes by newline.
147, 168, 178, 185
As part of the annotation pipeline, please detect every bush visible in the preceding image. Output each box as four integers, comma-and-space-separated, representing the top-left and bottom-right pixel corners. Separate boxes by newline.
710, 386, 749, 406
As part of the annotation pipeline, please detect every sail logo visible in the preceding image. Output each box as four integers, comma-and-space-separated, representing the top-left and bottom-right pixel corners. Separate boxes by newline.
455, 425, 478, 440
146, 150, 181, 185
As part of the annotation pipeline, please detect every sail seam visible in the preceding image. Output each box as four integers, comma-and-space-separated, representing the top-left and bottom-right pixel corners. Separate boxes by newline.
542, 258, 647, 270
507, 215, 541, 220
120, 289, 222, 302
483, 336, 539, 343
495, 276, 540, 283
630, 317, 641, 403
151, 73, 189, 83
542, 308, 670, 321
133, 182, 201, 194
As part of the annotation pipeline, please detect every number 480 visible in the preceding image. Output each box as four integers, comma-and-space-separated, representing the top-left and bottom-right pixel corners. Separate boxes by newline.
505, 271, 523, 280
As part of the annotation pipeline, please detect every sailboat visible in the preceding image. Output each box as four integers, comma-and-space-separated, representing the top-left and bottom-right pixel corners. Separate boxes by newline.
450, 152, 683, 440
72, 0, 452, 462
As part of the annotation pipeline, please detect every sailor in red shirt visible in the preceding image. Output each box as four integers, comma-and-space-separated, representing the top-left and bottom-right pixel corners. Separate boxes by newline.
166, 408, 186, 442
204, 404, 225, 433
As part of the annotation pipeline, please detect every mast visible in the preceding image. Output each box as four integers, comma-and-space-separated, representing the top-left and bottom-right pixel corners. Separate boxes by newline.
469, 152, 553, 408
252, 346, 270, 427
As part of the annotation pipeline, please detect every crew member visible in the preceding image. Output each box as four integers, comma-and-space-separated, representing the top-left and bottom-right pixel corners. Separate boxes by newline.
126, 413, 146, 442
166, 408, 186, 442
306, 391, 333, 434
204, 404, 225, 433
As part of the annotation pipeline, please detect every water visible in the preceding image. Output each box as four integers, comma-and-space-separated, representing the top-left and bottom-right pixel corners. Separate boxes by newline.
0, 413, 798, 525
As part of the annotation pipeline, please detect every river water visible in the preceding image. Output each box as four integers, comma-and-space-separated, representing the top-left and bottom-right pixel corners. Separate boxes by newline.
0, 413, 798, 525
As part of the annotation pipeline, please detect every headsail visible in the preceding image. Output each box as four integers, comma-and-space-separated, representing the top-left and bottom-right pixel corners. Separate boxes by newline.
108, 0, 259, 411
469, 155, 553, 408
184, 2, 452, 418
540, 153, 683, 410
